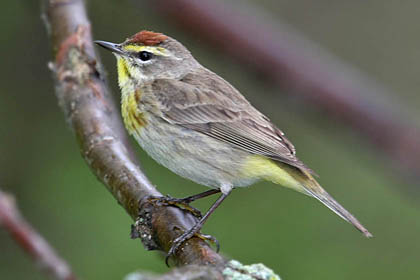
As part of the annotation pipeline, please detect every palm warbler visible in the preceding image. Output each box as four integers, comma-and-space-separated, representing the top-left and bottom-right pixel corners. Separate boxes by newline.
95, 30, 372, 256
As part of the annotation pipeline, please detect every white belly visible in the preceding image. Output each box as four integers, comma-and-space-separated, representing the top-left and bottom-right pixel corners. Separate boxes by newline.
131, 115, 258, 188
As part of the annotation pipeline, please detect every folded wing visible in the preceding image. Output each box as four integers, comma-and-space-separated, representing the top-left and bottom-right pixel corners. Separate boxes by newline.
151, 69, 313, 174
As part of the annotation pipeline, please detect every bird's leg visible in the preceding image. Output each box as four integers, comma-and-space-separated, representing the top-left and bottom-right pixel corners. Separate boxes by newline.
178, 189, 221, 203
148, 189, 221, 219
165, 188, 231, 265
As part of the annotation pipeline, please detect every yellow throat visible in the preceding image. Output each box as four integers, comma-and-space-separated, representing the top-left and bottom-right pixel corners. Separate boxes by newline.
117, 57, 146, 134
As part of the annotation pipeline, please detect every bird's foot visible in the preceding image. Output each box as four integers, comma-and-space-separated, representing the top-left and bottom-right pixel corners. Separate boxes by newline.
165, 228, 219, 266
147, 195, 203, 219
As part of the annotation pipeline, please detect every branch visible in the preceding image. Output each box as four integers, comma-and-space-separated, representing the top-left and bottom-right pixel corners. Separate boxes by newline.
42, 0, 224, 268
125, 261, 281, 280
153, 0, 420, 181
0, 190, 77, 280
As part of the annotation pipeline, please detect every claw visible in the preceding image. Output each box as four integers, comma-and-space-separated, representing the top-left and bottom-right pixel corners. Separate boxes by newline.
165, 230, 220, 266
148, 195, 203, 218
196, 233, 220, 253
165, 230, 194, 266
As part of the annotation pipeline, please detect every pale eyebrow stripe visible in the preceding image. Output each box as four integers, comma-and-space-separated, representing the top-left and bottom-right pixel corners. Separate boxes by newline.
122, 45, 170, 56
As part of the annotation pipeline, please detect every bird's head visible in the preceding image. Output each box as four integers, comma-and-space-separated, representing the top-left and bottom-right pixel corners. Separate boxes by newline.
95, 30, 199, 88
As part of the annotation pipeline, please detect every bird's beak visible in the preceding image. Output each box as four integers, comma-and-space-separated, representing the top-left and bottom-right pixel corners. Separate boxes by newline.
94, 40, 124, 55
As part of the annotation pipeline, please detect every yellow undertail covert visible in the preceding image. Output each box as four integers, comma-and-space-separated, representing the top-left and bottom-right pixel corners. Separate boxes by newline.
241, 155, 306, 193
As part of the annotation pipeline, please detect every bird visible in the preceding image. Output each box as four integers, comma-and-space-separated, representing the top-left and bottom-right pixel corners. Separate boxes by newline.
95, 30, 372, 259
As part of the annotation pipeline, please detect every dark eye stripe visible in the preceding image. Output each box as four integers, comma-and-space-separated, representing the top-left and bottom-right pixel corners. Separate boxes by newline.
138, 51, 153, 61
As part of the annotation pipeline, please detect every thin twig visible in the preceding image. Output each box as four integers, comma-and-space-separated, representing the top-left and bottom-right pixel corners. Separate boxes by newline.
42, 0, 225, 268
0, 190, 77, 280
153, 0, 420, 181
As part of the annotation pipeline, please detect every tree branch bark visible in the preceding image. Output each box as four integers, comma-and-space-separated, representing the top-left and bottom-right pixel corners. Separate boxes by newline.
42, 0, 224, 268
0, 190, 77, 280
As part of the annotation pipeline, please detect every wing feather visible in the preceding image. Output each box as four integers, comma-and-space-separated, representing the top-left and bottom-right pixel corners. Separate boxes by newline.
150, 69, 313, 173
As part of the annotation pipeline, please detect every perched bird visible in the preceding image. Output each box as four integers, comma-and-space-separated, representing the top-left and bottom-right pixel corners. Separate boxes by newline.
95, 30, 372, 257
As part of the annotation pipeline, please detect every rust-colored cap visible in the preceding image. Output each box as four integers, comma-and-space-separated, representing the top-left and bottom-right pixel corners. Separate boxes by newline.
126, 30, 168, 46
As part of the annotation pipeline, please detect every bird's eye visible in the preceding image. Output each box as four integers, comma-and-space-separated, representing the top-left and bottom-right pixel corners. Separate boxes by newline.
138, 51, 153, 61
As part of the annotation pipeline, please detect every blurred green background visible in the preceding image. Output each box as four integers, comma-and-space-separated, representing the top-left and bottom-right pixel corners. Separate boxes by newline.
1, 0, 420, 279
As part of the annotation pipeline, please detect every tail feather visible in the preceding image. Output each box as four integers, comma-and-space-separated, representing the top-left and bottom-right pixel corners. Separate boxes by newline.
280, 162, 372, 237
262, 158, 372, 237
304, 185, 373, 238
